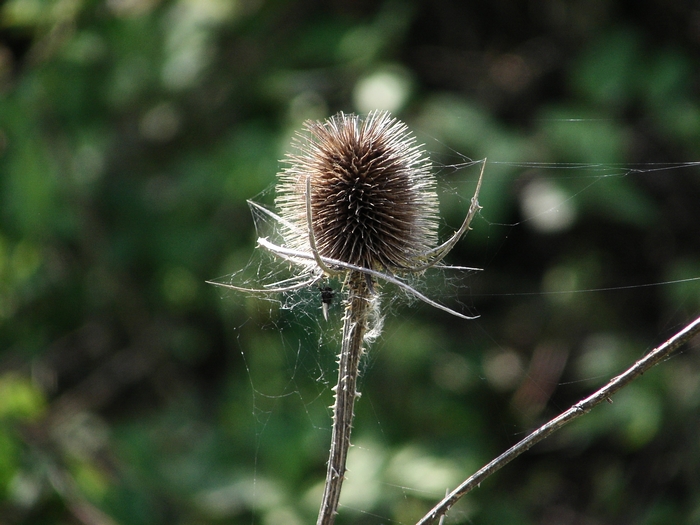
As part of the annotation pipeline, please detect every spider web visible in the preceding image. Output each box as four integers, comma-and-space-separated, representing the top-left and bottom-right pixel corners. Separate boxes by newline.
211, 146, 700, 524
209, 157, 485, 321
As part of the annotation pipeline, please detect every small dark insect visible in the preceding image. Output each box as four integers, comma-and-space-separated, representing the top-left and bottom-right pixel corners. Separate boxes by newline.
319, 285, 335, 321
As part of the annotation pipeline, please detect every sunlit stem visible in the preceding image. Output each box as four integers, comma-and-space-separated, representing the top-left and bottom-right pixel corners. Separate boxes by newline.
317, 271, 371, 525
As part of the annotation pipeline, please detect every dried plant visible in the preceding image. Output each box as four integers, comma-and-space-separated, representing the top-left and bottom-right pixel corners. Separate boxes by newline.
209, 110, 484, 524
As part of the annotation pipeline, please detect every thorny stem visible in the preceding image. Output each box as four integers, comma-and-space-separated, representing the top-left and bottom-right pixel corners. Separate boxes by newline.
416, 315, 700, 525
317, 272, 372, 525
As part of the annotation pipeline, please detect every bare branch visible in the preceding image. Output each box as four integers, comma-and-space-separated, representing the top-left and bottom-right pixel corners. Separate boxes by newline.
416, 315, 700, 525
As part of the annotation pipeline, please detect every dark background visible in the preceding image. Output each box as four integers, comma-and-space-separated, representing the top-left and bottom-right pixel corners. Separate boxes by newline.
1, 0, 700, 524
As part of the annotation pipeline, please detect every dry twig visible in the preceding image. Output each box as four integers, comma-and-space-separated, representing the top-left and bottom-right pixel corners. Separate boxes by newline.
416, 315, 700, 525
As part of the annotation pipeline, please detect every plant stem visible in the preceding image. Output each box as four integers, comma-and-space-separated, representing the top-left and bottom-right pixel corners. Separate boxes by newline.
416, 315, 700, 525
317, 272, 372, 525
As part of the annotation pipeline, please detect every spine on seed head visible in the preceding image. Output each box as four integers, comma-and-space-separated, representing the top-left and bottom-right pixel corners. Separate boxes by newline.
276, 110, 439, 274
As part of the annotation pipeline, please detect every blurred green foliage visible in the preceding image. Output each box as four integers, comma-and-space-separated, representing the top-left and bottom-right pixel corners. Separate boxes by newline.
1, 0, 700, 524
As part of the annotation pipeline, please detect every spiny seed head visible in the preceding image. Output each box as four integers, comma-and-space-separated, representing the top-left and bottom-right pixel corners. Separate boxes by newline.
275, 110, 439, 273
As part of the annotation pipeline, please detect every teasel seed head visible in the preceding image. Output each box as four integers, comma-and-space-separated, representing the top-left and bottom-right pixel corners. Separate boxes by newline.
276, 110, 440, 275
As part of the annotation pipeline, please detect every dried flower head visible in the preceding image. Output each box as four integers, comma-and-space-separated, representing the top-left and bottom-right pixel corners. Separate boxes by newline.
276, 110, 440, 273
209, 110, 484, 320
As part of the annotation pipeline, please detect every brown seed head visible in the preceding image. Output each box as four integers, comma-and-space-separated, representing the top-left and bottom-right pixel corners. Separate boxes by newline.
276, 110, 439, 273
